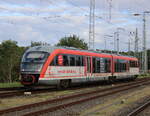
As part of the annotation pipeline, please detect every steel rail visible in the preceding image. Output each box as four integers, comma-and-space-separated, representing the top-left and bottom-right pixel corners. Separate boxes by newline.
0, 87, 23, 91
22, 81, 150, 116
0, 87, 55, 98
0, 78, 148, 98
127, 99, 150, 116
0, 78, 149, 115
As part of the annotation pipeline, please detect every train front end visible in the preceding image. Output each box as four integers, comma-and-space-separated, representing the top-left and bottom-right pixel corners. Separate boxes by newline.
20, 47, 49, 86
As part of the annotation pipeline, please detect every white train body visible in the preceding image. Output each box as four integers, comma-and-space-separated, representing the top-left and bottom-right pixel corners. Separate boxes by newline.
20, 46, 139, 87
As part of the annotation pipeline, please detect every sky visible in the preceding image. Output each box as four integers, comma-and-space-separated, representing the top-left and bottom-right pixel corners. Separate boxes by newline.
0, 0, 150, 51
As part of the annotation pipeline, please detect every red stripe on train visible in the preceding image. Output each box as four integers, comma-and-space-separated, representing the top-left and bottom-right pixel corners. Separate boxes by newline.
40, 49, 138, 78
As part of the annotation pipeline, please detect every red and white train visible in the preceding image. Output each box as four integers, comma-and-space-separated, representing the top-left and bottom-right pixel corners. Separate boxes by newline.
20, 46, 139, 88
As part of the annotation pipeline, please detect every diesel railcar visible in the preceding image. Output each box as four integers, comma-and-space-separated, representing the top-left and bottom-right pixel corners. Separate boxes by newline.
20, 46, 139, 88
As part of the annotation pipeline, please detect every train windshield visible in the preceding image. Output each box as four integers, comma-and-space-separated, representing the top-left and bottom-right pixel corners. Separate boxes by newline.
21, 51, 49, 72
25, 52, 48, 62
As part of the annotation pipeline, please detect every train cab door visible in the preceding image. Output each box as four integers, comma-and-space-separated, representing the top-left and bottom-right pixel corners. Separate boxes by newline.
86, 56, 92, 81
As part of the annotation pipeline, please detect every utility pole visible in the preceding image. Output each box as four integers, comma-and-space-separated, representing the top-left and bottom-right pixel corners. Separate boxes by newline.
143, 12, 147, 73
89, 0, 95, 50
124, 39, 131, 56
116, 28, 125, 55
107, 0, 112, 22
114, 32, 117, 52
104, 34, 113, 51
134, 11, 150, 73
134, 28, 139, 57
128, 39, 131, 55
116, 31, 119, 54
104, 38, 106, 50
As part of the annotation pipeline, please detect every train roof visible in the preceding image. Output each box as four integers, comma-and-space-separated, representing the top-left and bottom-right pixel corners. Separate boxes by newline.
25, 45, 138, 61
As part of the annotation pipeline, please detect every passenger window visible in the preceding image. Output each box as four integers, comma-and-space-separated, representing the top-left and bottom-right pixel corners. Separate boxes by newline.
81, 56, 84, 66
87, 57, 91, 73
76, 56, 81, 66
96, 58, 100, 73
130, 61, 138, 67
69, 56, 75, 66
58, 55, 63, 66
92, 57, 96, 73
105, 58, 111, 73
63, 55, 69, 66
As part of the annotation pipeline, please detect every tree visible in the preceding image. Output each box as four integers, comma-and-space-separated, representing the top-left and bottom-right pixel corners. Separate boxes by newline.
0, 40, 25, 83
31, 41, 43, 47
56, 35, 88, 50
31, 41, 50, 47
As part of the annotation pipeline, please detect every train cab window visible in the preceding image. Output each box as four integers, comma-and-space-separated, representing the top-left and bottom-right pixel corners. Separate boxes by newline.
25, 52, 49, 62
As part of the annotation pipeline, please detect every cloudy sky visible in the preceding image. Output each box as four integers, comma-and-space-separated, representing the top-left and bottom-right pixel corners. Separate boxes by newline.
0, 0, 150, 51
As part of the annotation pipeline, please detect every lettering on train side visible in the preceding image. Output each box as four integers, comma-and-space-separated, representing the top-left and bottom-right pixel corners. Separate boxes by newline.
58, 70, 77, 73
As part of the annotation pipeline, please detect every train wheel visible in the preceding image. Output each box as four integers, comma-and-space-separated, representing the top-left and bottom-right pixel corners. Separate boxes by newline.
59, 79, 71, 89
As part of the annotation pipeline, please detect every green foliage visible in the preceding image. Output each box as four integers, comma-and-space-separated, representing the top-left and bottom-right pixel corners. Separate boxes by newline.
31, 41, 43, 47
56, 35, 88, 50
0, 40, 25, 83
31, 41, 50, 47
138, 73, 150, 78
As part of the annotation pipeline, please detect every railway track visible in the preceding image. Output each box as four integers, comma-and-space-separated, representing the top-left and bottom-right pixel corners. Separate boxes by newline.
0, 78, 150, 116
0, 78, 148, 98
0, 87, 56, 98
0, 87, 23, 91
127, 98, 150, 116
0, 83, 111, 98
0, 83, 114, 98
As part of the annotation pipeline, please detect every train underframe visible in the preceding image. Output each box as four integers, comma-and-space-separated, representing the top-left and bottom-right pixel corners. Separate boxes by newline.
21, 73, 138, 89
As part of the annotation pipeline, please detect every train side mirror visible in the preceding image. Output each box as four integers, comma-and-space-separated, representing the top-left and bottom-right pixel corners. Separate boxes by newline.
58, 55, 63, 66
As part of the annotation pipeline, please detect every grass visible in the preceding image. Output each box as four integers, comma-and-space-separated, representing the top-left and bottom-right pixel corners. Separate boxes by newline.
138, 73, 150, 78
0, 88, 80, 109
0, 82, 22, 88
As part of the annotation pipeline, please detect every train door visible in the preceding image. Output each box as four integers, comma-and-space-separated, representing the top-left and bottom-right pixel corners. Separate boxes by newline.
86, 56, 92, 81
